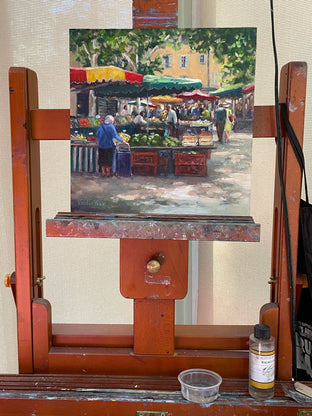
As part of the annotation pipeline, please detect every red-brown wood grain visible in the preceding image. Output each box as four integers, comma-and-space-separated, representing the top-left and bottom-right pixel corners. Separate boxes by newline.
0, 374, 310, 416
31, 109, 70, 140
9, 67, 43, 373
270, 62, 307, 380
133, 0, 178, 28
32, 298, 250, 377
120, 239, 188, 354
51, 323, 252, 350
134, 299, 175, 354
120, 239, 188, 300
260, 302, 279, 345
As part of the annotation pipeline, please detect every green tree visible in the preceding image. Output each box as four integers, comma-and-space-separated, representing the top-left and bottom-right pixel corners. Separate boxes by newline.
70, 28, 181, 74
180, 28, 257, 85
70, 28, 256, 84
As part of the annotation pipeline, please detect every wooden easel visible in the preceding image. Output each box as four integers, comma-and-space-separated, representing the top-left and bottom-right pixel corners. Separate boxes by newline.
2, 2, 310, 414
7, 63, 262, 378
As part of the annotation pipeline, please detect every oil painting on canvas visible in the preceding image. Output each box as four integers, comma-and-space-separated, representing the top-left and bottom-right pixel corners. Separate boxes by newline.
70, 28, 256, 216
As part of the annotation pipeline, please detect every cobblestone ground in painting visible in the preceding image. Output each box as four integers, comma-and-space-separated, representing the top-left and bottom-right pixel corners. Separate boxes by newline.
71, 132, 252, 216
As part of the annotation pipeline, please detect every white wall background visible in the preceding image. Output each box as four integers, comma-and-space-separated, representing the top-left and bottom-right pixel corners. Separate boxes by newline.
0, 0, 311, 373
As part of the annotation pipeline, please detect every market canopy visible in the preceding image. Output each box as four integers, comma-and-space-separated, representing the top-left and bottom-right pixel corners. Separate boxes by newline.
176, 89, 217, 101
93, 74, 202, 98
70, 66, 144, 87
128, 100, 156, 108
150, 95, 183, 104
211, 83, 244, 98
243, 84, 255, 94
71, 66, 145, 97
71, 66, 202, 98
142, 75, 202, 96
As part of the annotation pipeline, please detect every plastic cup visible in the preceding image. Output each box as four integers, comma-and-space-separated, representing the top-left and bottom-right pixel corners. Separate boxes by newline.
178, 368, 222, 403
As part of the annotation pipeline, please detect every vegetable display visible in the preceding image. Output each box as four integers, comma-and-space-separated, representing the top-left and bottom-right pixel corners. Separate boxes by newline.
129, 133, 180, 147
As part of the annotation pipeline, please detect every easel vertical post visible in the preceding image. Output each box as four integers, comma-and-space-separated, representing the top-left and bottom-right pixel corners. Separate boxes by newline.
271, 62, 307, 379
9, 67, 43, 373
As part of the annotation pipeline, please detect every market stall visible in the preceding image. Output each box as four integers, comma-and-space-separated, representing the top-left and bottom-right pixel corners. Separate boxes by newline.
70, 67, 218, 177
176, 89, 218, 101
70, 65, 144, 88
70, 67, 203, 137
173, 89, 217, 138
71, 142, 215, 177
211, 83, 244, 98
211, 83, 247, 122
242, 84, 255, 118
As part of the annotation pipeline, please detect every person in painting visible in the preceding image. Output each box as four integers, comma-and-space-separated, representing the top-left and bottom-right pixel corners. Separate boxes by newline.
191, 102, 200, 118
224, 105, 233, 143
132, 110, 147, 133
153, 104, 162, 118
120, 104, 129, 116
179, 104, 188, 120
96, 115, 125, 177
165, 104, 178, 136
199, 103, 205, 116
131, 106, 138, 116
214, 103, 227, 143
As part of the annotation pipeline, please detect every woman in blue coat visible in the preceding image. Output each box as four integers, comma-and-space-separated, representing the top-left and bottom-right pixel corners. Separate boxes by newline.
96, 115, 124, 177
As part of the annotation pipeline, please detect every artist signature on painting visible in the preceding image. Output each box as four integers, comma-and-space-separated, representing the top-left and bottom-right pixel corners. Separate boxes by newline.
77, 198, 106, 207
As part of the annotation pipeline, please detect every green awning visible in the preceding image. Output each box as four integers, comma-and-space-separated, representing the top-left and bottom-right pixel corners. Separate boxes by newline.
93, 75, 202, 98
142, 75, 202, 95
93, 82, 144, 98
212, 83, 244, 98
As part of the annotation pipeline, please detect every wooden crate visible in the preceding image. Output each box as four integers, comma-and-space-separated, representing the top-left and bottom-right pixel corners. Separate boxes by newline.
132, 164, 158, 176
132, 152, 157, 165
175, 164, 207, 176
174, 152, 207, 177
198, 131, 213, 146
131, 151, 158, 176
175, 152, 206, 166
181, 135, 198, 146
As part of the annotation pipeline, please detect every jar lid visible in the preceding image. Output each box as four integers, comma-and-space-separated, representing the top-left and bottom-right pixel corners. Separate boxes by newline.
254, 324, 270, 340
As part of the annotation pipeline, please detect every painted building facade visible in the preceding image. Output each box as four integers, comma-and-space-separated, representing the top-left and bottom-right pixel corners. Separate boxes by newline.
152, 43, 221, 90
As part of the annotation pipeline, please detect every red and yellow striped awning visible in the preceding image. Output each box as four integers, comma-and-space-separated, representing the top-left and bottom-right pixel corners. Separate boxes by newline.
70, 66, 144, 85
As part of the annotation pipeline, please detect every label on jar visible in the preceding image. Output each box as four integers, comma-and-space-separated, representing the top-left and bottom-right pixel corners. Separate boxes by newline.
249, 348, 275, 389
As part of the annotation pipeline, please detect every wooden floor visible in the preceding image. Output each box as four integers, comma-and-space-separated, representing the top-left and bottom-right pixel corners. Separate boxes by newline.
0, 375, 312, 415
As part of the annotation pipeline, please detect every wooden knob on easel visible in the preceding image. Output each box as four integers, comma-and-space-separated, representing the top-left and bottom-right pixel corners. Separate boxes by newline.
4, 274, 12, 287
146, 252, 165, 274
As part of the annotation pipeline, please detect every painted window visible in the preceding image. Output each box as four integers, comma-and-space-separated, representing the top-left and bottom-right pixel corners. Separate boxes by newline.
199, 54, 207, 65
179, 55, 189, 68
163, 54, 172, 68
211, 72, 220, 86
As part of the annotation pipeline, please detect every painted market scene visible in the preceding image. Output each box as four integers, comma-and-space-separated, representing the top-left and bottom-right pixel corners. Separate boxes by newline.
70, 28, 256, 216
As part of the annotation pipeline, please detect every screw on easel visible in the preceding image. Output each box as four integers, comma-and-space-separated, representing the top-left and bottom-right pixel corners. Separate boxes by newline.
4, 272, 17, 304
268, 276, 277, 284
36, 276, 46, 287
4, 273, 15, 287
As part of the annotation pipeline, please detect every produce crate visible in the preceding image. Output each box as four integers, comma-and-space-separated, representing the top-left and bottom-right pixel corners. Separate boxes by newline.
175, 164, 207, 176
131, 151, 158, 176
132, 152, 157, 165
132, 165, 158, 176
198, 131, 213, 146
175, 153, 206, 166
182, 134, 198, 147
174, 152, 207, 177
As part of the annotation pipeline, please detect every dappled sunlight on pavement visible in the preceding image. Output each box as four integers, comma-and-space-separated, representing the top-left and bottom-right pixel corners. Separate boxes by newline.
71, 132, 252, 216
